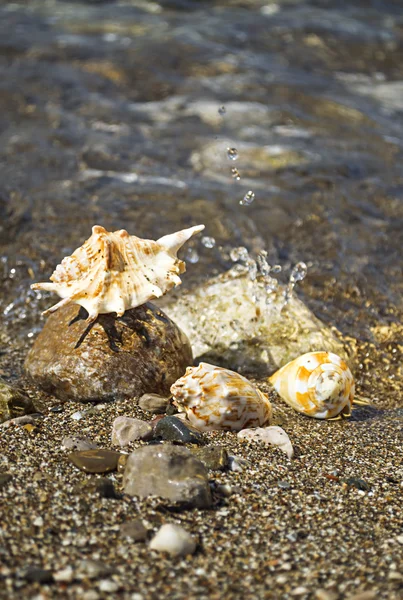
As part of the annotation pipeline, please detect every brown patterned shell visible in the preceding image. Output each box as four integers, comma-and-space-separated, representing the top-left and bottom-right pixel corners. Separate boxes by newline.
171, 362, 272, 431
31, 224, 204, 321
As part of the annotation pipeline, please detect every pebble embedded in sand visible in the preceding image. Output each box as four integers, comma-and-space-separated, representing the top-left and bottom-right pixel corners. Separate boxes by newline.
149, 524, 196, 557
111, 416, 153, 446
122, 445, 211, 508
237, 426, 294, 458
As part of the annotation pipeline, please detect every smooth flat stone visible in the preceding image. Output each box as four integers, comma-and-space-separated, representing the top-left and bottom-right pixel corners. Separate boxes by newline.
112, 416, 153, 446
120, 519, 148, 542
62, 436, 98, 451
237, 426, 294, 458
138, 393, 169, 414
123, 445, 211, 508
68, 449, 121, 474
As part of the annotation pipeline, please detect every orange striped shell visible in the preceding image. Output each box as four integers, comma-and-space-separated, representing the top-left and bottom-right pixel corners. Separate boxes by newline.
171, 362, 272, 431
269, 351, 354, 419
31, 224, 204, 322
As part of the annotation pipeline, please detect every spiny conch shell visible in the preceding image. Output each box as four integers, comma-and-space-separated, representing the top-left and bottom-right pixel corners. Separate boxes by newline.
268, 351, 355, 419
170, 362, 272, 432
31, 224, 205, 322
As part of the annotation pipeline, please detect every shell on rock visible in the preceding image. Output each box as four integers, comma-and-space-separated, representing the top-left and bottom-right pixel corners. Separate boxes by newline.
269, 351, 354, 419
31, 224, 204, 322
170, 362, 272, 432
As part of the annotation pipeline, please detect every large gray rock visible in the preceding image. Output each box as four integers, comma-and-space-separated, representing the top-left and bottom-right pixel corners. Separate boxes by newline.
122, 445, 212, 508
159, 270, 355, 376
0, 381, 36, 424
24, 302, 192, 402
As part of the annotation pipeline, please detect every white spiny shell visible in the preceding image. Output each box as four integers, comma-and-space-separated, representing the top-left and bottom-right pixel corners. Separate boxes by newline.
269, 351, 354, 419
31, 224, 204, 321
170, 362, 272, 431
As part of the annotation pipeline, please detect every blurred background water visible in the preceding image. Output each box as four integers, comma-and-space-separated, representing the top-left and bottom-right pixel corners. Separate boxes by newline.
0, 0, 402, 394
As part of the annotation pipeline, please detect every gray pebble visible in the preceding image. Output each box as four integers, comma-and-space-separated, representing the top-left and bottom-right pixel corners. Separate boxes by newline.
112, 416, 153, 446
62, 436, 98, 451
123, 445, 211, 508
138, 393, 169, 414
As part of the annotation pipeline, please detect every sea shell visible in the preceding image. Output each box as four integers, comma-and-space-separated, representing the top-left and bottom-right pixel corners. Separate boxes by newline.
31, 224, 204, 321
170, 362, 272, 431
268, 351, 354, 419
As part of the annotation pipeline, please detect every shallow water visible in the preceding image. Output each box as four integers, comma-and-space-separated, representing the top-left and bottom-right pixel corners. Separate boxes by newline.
0, 0, 402, 398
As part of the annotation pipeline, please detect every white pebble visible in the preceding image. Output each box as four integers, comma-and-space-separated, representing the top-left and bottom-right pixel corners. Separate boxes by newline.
237, 426, 294, 458
33, 516, 44, 527
98, 580, 119, 592
71, 411, 83, 421
149, 524, 196, 557
228, 455, 251, 472
53, 566, 74, 582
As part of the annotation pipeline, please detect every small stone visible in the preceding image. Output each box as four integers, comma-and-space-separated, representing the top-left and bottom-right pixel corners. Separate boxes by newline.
112, 416, 153, 446
190, 446, 228, 470
123, 445, 211, 508
0, 473, 12, 488
117, 454, 128, 473
68, 450, 121, 474
62, 436, 98, 451
238, 426, 294, 458
154, 416, 204, 445
0, 415, 38, 428
291, 587, 309, 596
228, 455, 251, 472
82, 592, 100, 600
388, 571, 402, 580
346, 593, 377, 600
98, 579, 119, 593
315, 590, 338, 600
396, 535, 403, 545
0, 381, 36, 424
120, 519, 148, 542
33, 516, 44, 527
93, 478, 120, 499
54, 565, 74, 583
278, 481, 291, 489
138, 393, 169, 414
216, 484, 242, 497
76, 560, 114, 580
23, 423, 38, 434
343, 477, 371, 491
149, 524, 196, 557
71, 411, 84, 421
23, 567, 54, 584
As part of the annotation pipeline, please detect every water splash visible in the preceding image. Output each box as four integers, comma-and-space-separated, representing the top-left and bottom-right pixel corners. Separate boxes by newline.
240, 190, 255, 206
227, 147, 238, 161
201, 236, 216, 249
231, 167, 241, 180
284, 261, 308, 305
185, 247, 199, 264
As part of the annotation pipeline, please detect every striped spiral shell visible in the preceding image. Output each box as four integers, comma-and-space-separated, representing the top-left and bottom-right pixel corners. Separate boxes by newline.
171, 362, 272, 431
31, 224, 204, 322
269, 351, 354, 419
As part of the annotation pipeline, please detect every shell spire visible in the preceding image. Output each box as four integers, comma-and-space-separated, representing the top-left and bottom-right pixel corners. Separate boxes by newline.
31, 224, 205, 322
269, 351, 355, 419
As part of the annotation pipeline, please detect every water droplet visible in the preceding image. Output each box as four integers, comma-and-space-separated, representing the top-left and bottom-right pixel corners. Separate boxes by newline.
230, 247, 249, 263
231, 167, 241, 180
290, 261, 308, 283
218, 105, 226, 115
185, 248, 199, 264
227, 147, 238, 161
240, 190, 255, 206
201, 236, 216, 249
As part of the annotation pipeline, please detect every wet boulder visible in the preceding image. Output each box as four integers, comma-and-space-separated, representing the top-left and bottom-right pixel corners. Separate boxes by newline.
24, 303, 192, 402
159, 270, 355, 376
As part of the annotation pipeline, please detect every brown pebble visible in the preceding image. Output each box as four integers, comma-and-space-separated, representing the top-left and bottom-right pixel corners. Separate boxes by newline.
117, 454, 128, 473
68, 449, 121, 473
